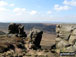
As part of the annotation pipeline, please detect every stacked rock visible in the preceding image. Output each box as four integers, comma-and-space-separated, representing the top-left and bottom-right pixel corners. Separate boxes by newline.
56, 24, 76, 52
28, 28, 43, 49
8, 23, 27, 38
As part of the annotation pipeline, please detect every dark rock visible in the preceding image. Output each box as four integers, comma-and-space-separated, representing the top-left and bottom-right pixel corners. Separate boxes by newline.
28, 29, 43, 49
8, 23, 27, 38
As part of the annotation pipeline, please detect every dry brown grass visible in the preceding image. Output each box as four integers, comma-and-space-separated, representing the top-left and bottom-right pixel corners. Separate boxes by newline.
41, 32, 56, 49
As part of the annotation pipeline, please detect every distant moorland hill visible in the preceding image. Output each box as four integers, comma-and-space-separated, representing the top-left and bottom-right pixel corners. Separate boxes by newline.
0, 23, 56, 34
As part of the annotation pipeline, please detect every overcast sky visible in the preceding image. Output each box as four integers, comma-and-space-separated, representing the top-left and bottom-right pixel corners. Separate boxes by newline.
0, 0, 76, 23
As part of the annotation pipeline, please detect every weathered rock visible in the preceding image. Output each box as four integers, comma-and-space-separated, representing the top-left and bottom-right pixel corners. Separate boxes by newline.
0, 43, 10, 53
56, 49, 60, 54
0, 35, 26, 53
56, 40, 69, 49
55, 24, 76, 54
69, 35, 76, 45
8, 23, 27, 38
56, 28, 60, 33
56, 24, 61, 28
28, 28, 43, 49
8, 23, 18, 34
66, 46, 75, 52
56, 25, 73, 41
57, 32, 70, 40
24, 40, 33, 51
71, 29, 76, 35
7, 34, 17, 38
59, 25, 73, 32
73, 42, 76, 51
18, 24, 27, 37
55, 38, 62, 43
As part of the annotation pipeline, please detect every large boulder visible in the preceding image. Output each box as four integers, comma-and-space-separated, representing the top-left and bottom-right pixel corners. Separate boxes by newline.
53, 24, 76, 54
28, 28, 43, 49
8, 23, 27, 38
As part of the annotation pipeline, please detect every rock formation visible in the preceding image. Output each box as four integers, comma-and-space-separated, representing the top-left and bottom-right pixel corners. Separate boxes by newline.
27, 28, 43, 49
52, 24, 76, 53
0, 23, 53, 57
8, 23, 27, 38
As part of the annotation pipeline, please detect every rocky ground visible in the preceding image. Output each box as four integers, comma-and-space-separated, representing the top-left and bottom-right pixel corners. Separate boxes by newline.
0, 23, 76, 57
0, 30, 57, 57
